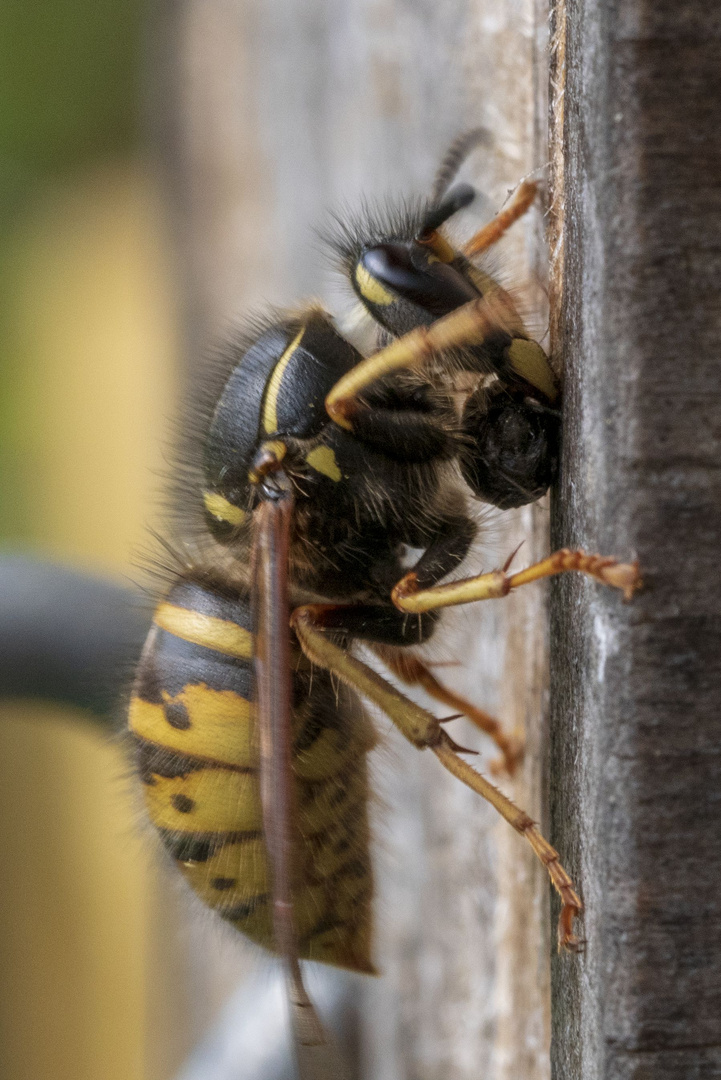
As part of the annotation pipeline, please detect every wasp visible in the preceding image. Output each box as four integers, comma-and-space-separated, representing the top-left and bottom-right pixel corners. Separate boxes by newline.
129, 133, 640, 1054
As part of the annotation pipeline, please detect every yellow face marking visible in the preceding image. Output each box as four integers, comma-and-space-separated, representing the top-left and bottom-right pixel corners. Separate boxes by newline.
506, 338, 559, 402
262, 326, 305, 434
154, 604, 253, 659
305, 445, 342, 482
203, 491, 247, 526
130, 686, 256, 768
355, 263, 394, 306
143, 768, 261, 833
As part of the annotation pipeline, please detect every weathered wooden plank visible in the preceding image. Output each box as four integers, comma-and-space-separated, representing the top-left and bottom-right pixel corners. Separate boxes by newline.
550, 1, 721, 1077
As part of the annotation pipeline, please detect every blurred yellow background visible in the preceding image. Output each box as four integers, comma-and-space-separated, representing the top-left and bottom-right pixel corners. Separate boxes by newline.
0, 3, 181, 1077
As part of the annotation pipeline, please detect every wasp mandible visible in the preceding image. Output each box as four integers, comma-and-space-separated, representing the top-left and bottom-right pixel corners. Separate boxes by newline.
129, 133, 640, 1050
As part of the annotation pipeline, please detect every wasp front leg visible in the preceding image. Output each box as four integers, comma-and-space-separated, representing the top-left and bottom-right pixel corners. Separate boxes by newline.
462, 179, 539, 257
325, 294, 558, 431
290, 603, 582, 951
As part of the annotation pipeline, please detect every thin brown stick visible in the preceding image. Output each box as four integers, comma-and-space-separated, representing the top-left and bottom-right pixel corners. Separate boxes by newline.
253, 493, 328, 1049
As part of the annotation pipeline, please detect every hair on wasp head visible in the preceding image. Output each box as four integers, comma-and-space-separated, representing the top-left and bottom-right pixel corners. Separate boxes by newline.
330, 182, 484, 339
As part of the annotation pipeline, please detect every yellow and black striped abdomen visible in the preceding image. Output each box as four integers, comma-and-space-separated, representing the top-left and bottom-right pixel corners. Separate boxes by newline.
129, 578, 374, 972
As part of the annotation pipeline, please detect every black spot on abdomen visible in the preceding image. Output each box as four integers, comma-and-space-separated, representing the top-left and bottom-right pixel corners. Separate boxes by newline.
211, 877, 237, 891
164, 700, 192, 730
171, 794, 196, 814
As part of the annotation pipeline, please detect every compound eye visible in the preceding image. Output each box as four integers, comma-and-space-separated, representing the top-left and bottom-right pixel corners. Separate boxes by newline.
360, 244, 424, 297
357, 243, 479, 316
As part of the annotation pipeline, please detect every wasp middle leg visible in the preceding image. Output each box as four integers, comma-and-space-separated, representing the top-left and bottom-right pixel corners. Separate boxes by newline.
392, 547, 642, 613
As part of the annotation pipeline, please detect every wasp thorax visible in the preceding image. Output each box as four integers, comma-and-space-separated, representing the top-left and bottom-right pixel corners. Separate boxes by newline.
201, 312, 363, 538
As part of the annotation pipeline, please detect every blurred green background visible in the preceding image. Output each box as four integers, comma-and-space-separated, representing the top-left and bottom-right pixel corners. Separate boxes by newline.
0, 3, 182, 1078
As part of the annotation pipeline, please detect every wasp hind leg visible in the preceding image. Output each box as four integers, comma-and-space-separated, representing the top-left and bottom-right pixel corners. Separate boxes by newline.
372, 644, 523, 777
291, 604, 582, 950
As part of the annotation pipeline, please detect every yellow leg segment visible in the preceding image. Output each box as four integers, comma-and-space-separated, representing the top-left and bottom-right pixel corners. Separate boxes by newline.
291, 604, 582, 950
373, 645, 523, 776
392, 548, 642, 613
463, 180, 538, 257
325, 293, 514, 429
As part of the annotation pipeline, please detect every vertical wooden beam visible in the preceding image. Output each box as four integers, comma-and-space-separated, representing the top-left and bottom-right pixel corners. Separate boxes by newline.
550, 1, 721, 1077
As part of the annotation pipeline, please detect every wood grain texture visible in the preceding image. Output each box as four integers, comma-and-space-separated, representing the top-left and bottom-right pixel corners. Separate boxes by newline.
550, 1, 721, 1077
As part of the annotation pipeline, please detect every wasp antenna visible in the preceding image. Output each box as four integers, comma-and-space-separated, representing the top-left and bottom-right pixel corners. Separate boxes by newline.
418, 183, 476, 237
431, 127, 492, 201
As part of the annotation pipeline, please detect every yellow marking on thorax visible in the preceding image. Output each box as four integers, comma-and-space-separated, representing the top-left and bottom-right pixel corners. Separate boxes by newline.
130, 686, 256, 767
262, 326, 305, 434
154, 604, 253, 659
506, 338, 559, 402
203, 491, 247, 526
355, 263, 394, 306
305, 445, 342, 482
